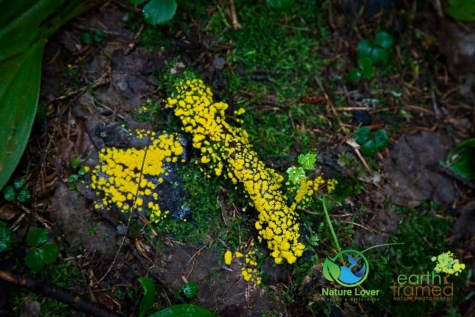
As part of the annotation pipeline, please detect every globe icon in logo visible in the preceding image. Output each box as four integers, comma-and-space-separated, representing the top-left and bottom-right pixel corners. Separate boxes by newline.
323, 250, 369, 287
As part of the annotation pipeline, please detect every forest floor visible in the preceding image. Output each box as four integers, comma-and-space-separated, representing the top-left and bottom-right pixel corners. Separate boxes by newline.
1, 1, 474, 316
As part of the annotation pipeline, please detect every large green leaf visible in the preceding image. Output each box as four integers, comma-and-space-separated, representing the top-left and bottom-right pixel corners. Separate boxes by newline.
445, 138, 475, 180
139, 277, 156, 317
0, 0, 98, 190
0, 41, 43, 190
148, 304, 217, 317
0, 0, 64, 61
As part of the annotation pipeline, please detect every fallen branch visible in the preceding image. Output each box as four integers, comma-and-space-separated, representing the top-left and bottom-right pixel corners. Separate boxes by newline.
0, 270, 121, 317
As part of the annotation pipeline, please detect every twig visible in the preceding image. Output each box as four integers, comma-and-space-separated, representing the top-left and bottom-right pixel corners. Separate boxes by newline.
314, 76, 347, 133
0, 270, 121, 317
229, 0, 242, 29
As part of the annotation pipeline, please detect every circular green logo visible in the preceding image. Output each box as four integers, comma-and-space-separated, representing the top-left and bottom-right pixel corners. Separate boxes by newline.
323, 250, 369, 287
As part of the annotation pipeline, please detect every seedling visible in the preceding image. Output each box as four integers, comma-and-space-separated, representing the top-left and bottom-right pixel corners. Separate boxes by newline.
353, 126, 389, 156
25, 228, 59, 272
349, 31, 394, 82
2, 178, 30, 202
286, 153, 317, 184
67, 157, 89, 185
129, 0, 177, 25
174, 281, 199, 299
81, 29, 104, 44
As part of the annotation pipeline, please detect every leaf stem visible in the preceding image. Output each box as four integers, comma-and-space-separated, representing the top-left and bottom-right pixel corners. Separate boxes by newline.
321, 197, 344, 263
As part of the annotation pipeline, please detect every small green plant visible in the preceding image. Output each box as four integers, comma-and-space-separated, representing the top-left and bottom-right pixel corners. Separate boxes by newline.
129, 0, 177, 25
349, 31, 394, 82
81, 29, 104, 44
2, 178, 31, 202
67, 157, 89, 183
286, 153, 317, 184
174, 281, 199, 300
0, 221, 13, 252
138, 277, 215, 317
25, 228, 59, 272
353, 126, 389, 156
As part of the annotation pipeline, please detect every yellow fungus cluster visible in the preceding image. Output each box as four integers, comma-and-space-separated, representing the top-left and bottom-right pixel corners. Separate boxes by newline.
166, 79, 305, 264
224, 250, 233, 266
241, 246, 262, 285
224, 242, 262, 285
91, 130, 185, 223
286, 176, 338, 210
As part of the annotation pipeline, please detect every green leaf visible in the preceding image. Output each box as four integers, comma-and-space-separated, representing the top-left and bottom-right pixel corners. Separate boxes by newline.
286, 166, 306, 184
322, 257, 340, 282
375, 31, 394, 50
360, 139, 379, 157
81, 32, 92, 44
358, 57, 375, 79
447, 0, 475, 21
26, 248, 46, 272
348, 68, 362, 82
67, 174, 79, 182
298, 153, 317, 170
0, 226, 13, 252
71, 157, 80, 169
2, 185, 16, 201
16, 186, 31, 202
267, 0, 295, 9
180, 281, 199, 299
148, 304, 217, 317
143, 0, 177, 25
78, 166, 88, 176
362, 64, 375, 79
0, 42, 43, 191
370, 47, 389, 66
354, 126, 371, 144
358, 57, 373, 70
13, 178, 26, 190
39, 242, 58, 264
446, 138, 475, 180
0, 0, 64, 61
373, 129, 389, 149
26, 228, 49, 248
139, 277, 156, 317
356, 39, 374, 59
93, 30, 103, 42
0, 1, 95, 191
